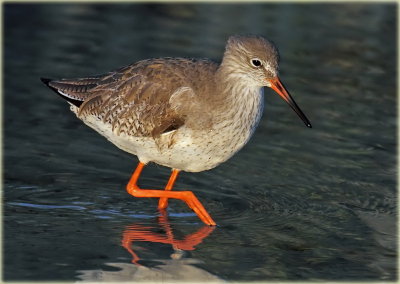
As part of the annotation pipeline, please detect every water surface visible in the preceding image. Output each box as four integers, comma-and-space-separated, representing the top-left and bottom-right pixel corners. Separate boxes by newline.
4, 3, 397, 281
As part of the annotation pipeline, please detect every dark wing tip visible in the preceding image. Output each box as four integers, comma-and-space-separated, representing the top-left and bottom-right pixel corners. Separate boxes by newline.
40, 77, 83, 107
40, 77, 52, 85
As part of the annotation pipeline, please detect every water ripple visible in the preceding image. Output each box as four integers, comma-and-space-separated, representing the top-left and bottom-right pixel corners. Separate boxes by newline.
8, 202, 86, 210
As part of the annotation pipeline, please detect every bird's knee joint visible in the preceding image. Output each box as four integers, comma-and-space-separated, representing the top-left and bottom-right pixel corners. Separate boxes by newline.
126, 184, 140, 196
182, 191, 195, 199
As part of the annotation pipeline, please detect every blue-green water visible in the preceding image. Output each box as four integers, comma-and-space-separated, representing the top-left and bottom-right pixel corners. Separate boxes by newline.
4, 3, 397, 281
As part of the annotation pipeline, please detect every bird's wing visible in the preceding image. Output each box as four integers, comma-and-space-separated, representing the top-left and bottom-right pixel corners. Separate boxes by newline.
44, 59, 208, 138
168, 86, 213, 130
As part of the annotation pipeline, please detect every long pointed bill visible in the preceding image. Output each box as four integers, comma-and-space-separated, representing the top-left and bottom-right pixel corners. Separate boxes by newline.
269, 77, 312, 128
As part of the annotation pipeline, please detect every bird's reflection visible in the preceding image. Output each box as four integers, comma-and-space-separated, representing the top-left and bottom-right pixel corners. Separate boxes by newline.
122, 210, 215, 265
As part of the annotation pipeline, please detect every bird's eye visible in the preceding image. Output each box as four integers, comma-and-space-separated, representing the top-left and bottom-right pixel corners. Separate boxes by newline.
250, 58, 262, 68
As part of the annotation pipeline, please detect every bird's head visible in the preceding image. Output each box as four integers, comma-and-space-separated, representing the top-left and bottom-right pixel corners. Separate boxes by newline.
222, 35, 312, 128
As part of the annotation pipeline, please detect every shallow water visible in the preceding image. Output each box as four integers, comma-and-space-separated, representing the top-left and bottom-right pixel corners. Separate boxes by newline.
3, 3, 397, 281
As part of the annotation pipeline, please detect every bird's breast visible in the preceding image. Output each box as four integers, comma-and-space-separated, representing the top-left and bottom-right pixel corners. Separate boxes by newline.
173, 86, 264, 171
211, 86, 264, 149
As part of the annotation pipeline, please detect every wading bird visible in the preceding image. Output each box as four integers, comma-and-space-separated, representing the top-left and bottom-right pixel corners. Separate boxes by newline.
41, 35, 311, 226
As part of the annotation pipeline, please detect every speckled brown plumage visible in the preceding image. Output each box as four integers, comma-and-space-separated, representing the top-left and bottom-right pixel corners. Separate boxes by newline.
42, 35, 310, 173
46, 58, 218, 138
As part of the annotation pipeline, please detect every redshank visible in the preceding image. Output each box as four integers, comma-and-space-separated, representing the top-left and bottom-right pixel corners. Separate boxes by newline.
41, 35, 311, 226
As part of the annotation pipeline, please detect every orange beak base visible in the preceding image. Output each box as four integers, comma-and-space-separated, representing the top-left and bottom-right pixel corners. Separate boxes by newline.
269, 77, 312, 128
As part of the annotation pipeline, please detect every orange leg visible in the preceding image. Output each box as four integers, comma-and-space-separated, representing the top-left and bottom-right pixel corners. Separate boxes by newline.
126, 162, 216, 226
158, 169, 179, 210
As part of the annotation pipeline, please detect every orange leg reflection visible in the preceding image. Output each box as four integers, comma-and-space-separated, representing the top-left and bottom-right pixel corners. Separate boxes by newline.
121, 213, 215, 265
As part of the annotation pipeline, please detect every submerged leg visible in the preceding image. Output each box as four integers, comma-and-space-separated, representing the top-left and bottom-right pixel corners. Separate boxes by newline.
126, 162, 216, 226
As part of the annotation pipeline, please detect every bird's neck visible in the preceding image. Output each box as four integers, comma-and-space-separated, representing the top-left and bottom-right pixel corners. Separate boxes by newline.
215, 57, 262, 105
211, 62, 265, 132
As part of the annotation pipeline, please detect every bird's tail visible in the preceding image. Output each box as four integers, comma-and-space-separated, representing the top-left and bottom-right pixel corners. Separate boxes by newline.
40, 77, 98, 107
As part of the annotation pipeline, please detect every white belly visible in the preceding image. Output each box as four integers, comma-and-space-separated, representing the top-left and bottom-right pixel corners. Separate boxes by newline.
70, 87, 264, 172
